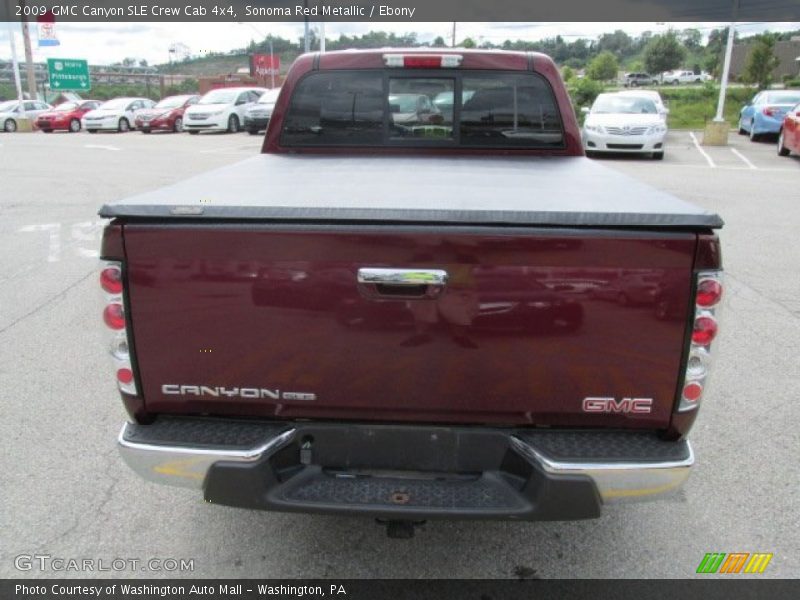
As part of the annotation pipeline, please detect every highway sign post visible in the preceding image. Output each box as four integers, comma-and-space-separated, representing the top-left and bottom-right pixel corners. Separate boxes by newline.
47, 58, 90, 91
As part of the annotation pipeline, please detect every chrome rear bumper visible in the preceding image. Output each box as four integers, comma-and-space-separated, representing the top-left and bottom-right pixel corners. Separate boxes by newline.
509, 436, 693, 503
118, 419, 693, 518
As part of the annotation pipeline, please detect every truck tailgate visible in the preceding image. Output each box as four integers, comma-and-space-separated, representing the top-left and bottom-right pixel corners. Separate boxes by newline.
123, 224, 696, 428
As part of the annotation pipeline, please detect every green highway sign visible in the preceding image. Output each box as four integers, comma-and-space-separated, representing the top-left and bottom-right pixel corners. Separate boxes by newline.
47, 58, 90, 91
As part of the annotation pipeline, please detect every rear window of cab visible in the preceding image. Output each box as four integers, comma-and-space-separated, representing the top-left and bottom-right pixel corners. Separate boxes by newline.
280, 70, 564, 149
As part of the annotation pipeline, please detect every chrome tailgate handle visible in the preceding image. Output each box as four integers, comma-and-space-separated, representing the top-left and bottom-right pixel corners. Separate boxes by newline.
357, 268, 448, 299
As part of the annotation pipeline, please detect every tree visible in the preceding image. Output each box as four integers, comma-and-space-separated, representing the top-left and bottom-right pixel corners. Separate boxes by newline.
432, 36, 446, 48
570, 77, 604, 109
643, 32, 687, 75
562, 66, 575, 82
743, 34, 780, 90
596, 30, 632, 56
681, 28, 703, 50
586, 51, 619, 81
460, 37, 476, 49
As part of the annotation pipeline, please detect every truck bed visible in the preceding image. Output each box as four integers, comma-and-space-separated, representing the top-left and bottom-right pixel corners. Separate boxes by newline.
99, 154, 723, 229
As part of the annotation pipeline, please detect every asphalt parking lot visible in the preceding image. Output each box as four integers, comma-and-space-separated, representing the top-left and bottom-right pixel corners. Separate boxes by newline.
1, 129, 798, 579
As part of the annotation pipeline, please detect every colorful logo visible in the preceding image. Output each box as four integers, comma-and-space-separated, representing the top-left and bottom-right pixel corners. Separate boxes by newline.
696, 553, 773, 574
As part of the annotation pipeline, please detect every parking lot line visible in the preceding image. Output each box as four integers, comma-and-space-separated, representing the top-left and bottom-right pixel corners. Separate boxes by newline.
84, 144, 121, 151
730, 147, 758, 170
688, 132, 716, 168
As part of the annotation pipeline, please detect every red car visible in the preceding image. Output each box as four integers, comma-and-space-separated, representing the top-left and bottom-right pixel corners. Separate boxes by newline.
36, 100, 101, 133
777, 102, 800, 157
134, 94, 199, 133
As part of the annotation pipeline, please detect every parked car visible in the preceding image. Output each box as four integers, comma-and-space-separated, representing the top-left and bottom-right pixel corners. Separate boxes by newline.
102, 49, 723, 537
777, 102, 800, 157
581, 92, 667, 159
244, 88, 281, 135
82, 97, 155, 133
388, 93, 443, 126
0, 99, 52, 132
35, 100, 100, 133
432, 90, 475, 122
660, 70, 710, 85
622, 72, 657, 87
739, 90, 800, 141
617, 89, 669, 122
134, 94, 199, 133
183, 86, 267, 134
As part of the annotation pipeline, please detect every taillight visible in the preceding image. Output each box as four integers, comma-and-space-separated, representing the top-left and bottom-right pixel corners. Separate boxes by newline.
383, 53, 463, 68
103, 303, 125, 330
762, 106, 777, 117
695, 279, 722, 308
100, 260, 137, 395
691, 315, 717, 345
679, 271, 723, 411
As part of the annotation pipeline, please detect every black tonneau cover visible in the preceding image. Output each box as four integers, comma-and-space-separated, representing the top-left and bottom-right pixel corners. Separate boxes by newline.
99, 155, 723, 229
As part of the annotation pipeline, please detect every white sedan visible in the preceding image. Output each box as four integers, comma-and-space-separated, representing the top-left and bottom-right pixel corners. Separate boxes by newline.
0, 99, 53, 132
82, 97, 155, 133
581, 93, 667, 160
184, 87, 267, 134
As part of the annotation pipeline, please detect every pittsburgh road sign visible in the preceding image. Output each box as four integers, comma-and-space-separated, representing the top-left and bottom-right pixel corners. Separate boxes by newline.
47, 58, 90, 91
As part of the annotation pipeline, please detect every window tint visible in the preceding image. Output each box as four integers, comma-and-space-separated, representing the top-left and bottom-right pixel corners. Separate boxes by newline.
282, 71, 384, 146
460, 73, 563, 147
281, 70, 563, 149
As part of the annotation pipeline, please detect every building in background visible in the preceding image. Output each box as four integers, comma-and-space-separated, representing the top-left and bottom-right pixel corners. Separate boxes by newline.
730, 38, 800, 80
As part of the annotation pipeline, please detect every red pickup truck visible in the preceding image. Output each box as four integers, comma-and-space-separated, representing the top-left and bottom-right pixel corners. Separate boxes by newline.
100, 50, 723, 537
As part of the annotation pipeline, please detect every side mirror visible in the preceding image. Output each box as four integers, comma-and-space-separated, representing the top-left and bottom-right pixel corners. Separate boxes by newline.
580, 107, 590, 114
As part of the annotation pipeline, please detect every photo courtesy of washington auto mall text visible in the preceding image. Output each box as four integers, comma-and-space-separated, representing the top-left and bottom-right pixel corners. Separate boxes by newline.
1, 0, 800, 598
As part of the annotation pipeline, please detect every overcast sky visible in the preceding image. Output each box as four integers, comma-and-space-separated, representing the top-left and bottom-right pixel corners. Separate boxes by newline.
1, 22, 797, 66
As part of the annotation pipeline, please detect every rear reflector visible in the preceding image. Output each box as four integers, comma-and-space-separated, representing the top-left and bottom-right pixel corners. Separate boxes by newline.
383, 54, 463, 68
117, 368, 134, 384
678, 271, 723, 412
682, 382, 703, 402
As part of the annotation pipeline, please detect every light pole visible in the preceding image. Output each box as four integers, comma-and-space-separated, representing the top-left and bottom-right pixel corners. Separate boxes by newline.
6, 19, 25, 110
703, 0, 740, 146
304, 0, 310, 52
268, 37, 275, 88
714, 20, 737, 122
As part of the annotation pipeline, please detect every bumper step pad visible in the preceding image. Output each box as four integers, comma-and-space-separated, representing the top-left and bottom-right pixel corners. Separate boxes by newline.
285, 470, 525, 511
